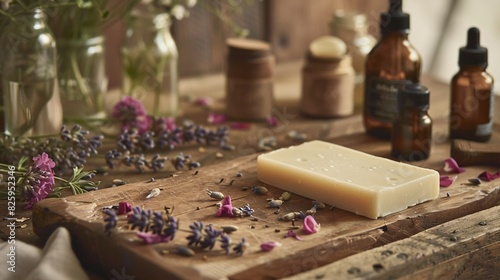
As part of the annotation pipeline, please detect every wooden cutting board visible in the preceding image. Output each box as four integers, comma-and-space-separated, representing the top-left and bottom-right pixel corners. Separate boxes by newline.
32, 132, 500, 280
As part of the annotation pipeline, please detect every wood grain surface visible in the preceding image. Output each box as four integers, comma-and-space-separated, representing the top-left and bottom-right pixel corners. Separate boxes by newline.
32, 120, 500, 279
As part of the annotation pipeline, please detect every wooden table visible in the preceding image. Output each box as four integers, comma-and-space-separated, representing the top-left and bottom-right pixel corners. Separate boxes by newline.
2, 61, 499, 279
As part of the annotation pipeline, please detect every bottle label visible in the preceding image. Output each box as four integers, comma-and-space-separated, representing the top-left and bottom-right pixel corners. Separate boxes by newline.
366, 78, 413, 123
476, 120, 492, 136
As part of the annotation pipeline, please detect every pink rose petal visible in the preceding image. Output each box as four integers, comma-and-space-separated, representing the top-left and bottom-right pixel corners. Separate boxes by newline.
439, 175, 457, 187
260, 241, 282, 252
136, 232, 172, 244
477, 171, 500, 182
443, 158, 465, 173
284, 230, 303, 241
117, 202, 133, 215
207, 112, 226, 124
303, 215, 320, 234
267, 116, 279, 128
229, 122, 252, 130
216, 196, 234, 217
194, 97, 213, 107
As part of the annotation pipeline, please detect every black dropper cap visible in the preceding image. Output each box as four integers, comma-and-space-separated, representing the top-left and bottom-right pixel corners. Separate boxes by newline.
459, 27, 488, 68
380, 0, 410, 34
398, 84, 430, 110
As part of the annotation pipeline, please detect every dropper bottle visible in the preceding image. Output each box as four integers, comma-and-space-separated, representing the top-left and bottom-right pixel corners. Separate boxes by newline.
450, 27, 494, 142
363, 0, 421, 139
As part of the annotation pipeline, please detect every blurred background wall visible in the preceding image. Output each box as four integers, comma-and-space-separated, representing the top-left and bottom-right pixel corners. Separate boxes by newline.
105, 0, 499, 95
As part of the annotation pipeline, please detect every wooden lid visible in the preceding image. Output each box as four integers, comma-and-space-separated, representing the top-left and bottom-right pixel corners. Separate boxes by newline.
227, 38, 271, 59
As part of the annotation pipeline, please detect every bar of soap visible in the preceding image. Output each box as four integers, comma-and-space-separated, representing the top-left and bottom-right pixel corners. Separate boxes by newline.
257, 140, 440, 219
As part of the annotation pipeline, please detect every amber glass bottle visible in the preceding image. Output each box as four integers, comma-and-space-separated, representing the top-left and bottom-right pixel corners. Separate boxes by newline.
391, 84, 432, 161
450, 27, 494, 142
364, 0, 421, 139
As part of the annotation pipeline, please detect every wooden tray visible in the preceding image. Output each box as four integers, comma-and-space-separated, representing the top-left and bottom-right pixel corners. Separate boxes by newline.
32, 132, 500, 279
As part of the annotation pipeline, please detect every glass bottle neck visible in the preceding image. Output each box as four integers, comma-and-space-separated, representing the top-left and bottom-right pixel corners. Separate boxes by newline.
11, 7, 47, 29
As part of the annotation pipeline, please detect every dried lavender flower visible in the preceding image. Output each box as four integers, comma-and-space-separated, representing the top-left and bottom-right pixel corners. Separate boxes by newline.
233, 238, 249, 255
103, 209, 118, 232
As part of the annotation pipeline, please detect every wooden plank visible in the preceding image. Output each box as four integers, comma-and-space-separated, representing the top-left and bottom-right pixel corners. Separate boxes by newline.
285, 205, 500, 280
32, 128, 500, 279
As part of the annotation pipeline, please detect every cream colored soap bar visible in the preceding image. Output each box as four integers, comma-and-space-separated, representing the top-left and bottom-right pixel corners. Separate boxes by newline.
257, 140, 440, 219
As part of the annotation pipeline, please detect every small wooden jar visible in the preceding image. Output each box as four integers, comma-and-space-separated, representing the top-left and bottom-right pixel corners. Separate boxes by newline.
301, 53, 355, 118
225, 38, 275, 121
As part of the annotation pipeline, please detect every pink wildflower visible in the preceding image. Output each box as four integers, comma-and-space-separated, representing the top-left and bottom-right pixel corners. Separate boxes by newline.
260, 241, 282, 252
112, 96, 151, 134
23, 153, 55, 209
303, 215, 320, 234
194, 97, 213, 107
284, 230, 303, 241
136, 232, 172, 244
207, 112, 226, 124
117, 202, 133, 215
216, 196, 234, 217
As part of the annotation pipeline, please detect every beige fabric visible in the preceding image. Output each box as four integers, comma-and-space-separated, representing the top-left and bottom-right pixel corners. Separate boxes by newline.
0, 227, 89, 280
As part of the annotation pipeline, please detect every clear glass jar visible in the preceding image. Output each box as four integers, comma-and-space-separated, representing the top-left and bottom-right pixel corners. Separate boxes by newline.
122, 9, 179, 118
1, 7, 63, 136
49, 5, 107, 122
331, 10, 376, 113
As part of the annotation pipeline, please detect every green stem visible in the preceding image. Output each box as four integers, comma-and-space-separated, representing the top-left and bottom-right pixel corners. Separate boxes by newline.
70, 51, 93, 107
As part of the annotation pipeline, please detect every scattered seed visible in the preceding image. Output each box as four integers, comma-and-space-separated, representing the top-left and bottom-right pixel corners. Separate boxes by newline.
251, 217, 259, 222
467, 178, 481, 185
221, 225, 239, 234
251, 186, 269, 195
232, 207, 243, 217
241, 186, 248, 191
446, 192, 450, 197
274, 209, 280, 215
478, 221, 487, 226
275, 229, 281, 233
196, 206, 201, 210
148, 178, 155, 183
112, 179, 127, 186
312, 201, 326, 209
372, 264, 384, 272
288, 226, 300, 230
218, 178, 224, 184
215, 152, 224, 158
268, 199, 283, 208
193, 170, 199, 175
176, 246, 196, 257
95, 167, 108, 175
347, 267, 361, 275
264, 225, 269, 228
449, 235, 458, 242
397, 253, 408, 260
236, 172, 243, 177
279, 192, 291, 201
161, 249, 169, 255
381, 250, 393, 257
229, 180, 235, 186
207, 189, 225, 199
146, 188, 161, 199
250, 225, 255, 229
198, 147, 206, 153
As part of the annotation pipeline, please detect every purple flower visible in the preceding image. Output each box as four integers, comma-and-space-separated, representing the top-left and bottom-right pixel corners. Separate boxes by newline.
216, 196, 234, 217
112, 96, 151, 134
22, 153, 56, 209
233, 237, 248, 255
186, 221, 204, 246
303, 215, 320, 234
443, 158, 465, 173
200, 224, 222, 250
103, 209, 117, 232
220, 234, 231, 254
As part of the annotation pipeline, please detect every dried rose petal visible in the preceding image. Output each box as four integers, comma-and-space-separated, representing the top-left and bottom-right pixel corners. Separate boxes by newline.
267, 116, 279, 127
229, 122, 252, 130
284, 230, 303, 241
136, 232, 172, 244
260, 241, 282, 252
117, 202, 133, 215
477, 171, 500, 182
303, 215, 320, 234
439, 175, 457, 187
443, 158, 465, 173
216, 196, 234, 217
207, 112, 226, 124
194, 97, 213, 107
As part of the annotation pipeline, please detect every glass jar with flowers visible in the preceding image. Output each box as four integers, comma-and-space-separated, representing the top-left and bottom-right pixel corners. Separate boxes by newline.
122, 0, 196, 118
49, 0, 139, 123
0, 3, 63, 137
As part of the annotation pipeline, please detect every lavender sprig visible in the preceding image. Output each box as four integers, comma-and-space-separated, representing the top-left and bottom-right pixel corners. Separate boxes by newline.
0, 125, 103, 176
105, 152, 199, 173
